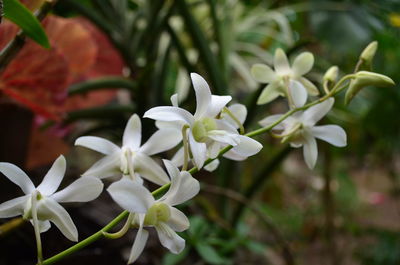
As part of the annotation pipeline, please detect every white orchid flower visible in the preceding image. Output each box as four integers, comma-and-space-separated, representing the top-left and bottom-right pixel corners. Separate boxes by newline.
75, 114, 181, 186
251, 48, 319, 106
259, 98, 346, 169
107, 160, 200, 264
0, 155, 103, 241
144, 73, 261, 169
173, 103, 262, 171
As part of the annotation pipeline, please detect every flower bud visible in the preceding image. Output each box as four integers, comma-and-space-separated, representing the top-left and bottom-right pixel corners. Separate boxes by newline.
360, 41, 378, 63
323, 66, 339, 83
345, 71, 395, 105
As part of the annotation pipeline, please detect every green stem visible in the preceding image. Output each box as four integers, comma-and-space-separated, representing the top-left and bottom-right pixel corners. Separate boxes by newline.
41, 74, 353, 264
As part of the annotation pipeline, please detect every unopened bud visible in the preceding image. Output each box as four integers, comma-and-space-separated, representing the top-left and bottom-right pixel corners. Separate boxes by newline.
345, 71, 395, 105
323, 66, 339, 83
360, 41, 378, 63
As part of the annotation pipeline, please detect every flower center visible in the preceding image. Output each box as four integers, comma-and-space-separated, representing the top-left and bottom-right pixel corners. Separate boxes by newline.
192, 117, 217, 142
120, 147, 135, 176
143, 202, 171, 226
22, 190, 43, 220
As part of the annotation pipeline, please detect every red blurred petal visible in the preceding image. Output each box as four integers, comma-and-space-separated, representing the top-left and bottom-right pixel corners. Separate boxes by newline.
0, 21, 19, 50
72, 17, 125, 77
43, 16, 98, 78
26, 125, 70, 170
57, 17, 126, 113
0, 42, 69, 120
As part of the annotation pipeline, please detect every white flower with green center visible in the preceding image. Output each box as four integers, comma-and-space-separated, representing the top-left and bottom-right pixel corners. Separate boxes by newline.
0, 155, 103, 241
144, 73, 262, 169
75, 114, 181, 186
107, 160, 200, 264
171, 103, 263, 172
259, 98, 346, 169
251, 48, 319, 106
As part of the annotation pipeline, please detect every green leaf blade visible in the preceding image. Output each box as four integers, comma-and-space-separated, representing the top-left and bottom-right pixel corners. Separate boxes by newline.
3, 0, 50, 48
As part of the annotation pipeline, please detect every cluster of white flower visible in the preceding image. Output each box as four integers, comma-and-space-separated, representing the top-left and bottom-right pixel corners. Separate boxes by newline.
0, 44, 394, 264
252, 48, 347, 169
0, 72, 262, 264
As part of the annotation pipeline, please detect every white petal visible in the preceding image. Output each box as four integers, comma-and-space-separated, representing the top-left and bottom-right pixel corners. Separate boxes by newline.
160, 171, 200, 206
188, 133, 207, 169
205, 95, 232, 118
222, 104, 247, 127
208, 142, 221, 159
37, 155, 66, 196
303, 134, 318, 169
231, 135, 263, 157
289, 80, 307, 108
171, 147, 184, 167
107, 179, 154, 213
128, 217, 149, 264
81, 153, 121, 179
29, 220, 52, 233
51, 177, 103, 203
191, 73, 212, 119
38, 220, 51, 233
133, 153, 170, 186
223, 149, 247, 161
74, 136, 119, 155
155, 120, 183, 131
300, 77, 319, 96
204, 159, 220, 172
291, 52, 314, 77
251, 63, 277, 83
156, 223, 185, 254
258, 114, 285, 130
0, 163, 35, 194
311, 125, 347, 147
302, 98, 334, 126
257, 82, 281, 105
37, 198, 78, 241
274, 48, 290, 74
123, 114, 142, 150
144, 106, 194, 125
167, 207, 190, 232
215, 119, 237, 133
140, 129, 182, 156
163, 160, 180, 180
207, 130, 240, 146
0, 195, 29, 218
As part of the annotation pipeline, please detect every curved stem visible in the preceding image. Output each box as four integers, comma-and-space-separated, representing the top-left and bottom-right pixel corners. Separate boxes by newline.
41, 74, 353, 264
102, 213, 134, 239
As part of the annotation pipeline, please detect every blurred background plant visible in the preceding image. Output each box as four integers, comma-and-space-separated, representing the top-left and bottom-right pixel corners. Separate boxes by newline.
0, 0, 399, 264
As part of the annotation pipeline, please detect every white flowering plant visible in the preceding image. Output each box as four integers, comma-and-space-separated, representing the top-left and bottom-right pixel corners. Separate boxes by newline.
0, 37, 394, 264
0, 1, 397, 264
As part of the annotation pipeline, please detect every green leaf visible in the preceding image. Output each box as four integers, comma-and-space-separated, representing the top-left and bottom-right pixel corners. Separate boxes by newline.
3, 0, 50, 48
195, 242, 230, 265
